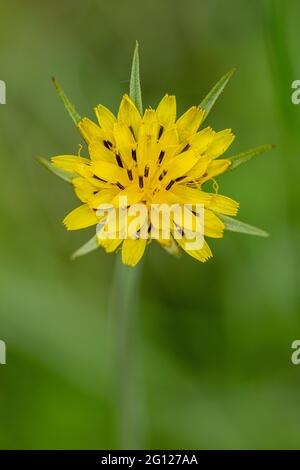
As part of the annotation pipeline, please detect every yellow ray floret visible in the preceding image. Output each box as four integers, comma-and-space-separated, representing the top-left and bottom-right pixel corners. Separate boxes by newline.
51, 94, 238, 266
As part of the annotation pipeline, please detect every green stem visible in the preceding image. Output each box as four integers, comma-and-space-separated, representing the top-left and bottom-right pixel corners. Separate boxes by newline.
107, 41, 144, 449
108, 257, 144, 449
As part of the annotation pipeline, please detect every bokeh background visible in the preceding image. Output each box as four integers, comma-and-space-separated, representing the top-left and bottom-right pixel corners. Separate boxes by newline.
0, 0, 300, 450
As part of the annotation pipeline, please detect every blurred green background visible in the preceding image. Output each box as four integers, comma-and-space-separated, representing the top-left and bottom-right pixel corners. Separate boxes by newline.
0, 0, 300, 450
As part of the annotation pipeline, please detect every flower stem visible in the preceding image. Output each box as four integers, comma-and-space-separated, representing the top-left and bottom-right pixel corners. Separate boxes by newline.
108, 256, 144, 449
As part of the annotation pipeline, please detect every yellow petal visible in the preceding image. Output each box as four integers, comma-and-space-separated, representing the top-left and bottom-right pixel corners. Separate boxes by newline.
189, 127, 215, 154
176, 237, 212, 262
156, 95, 176, 128
159, 126, 179, 148
86, 176, 110, 189
63, 204, 98, 230
169, 185, 211, 205
88, 187, 120, 209
88, 141, 116, 164
172, 208, 203, 234
205, 129, 235, 159
51, 156, 93, 178
142, 109, 159, 137
201, 159, 231, 182
118, 94, 142, 139
97, 236, 123, 253
186, 155, 212, 181
207, 194, 239, 216
122, 238, 147, 267
113, 122, 136, 167
72, 177, 98, 203
73, 163, 94, 178
163, 148, 200, 180
111, 186, 144, 207
51, 155, 90, 173
204, 209, 224, 238
151, 188, 179, 205
136, 132, 158, 168
97, 208, 126, 238
176, 106, 205, 141
91, 161, 128, 186
94, 104, 117, 132
77, 118, 105, 144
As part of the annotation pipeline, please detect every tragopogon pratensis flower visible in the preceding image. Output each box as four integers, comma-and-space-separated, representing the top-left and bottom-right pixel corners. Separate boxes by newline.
51, 94, 239, 266
41, 47, 271, 267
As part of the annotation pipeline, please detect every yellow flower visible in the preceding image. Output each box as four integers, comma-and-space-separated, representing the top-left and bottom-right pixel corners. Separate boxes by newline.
51, 94, 239, 266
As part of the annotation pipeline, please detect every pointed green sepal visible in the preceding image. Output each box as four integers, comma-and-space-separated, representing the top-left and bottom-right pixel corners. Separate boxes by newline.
52, 77, 81, 125
129, 41, 143, 114
200, 68, 235, 122
228, 144, 275, 171
219, 214, 269, 237
36, 156, 75, 183
71, 235, 99, 260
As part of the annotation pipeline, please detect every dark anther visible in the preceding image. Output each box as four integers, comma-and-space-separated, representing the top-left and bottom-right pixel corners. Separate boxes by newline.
94, 175, 107, 182
166, 180, 175, 190
103, 140, 113, 149
132, 149, 137, 162
158, 150, 165, 164
158, 169, 167, 181
158, 125, 164, 139
144, 165, 149, 177
139, 176, 144, 188
175, 176, 186, 182
129, 126, 136, 139
181, 143, 190, 153
174, 223, 184, 237
116, 182, 125, 190
127, 169, 133, 181
115, 154, 123, 168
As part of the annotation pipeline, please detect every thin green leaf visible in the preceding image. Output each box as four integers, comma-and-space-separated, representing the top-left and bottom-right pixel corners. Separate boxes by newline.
52, 77, 81, 125
71, 235, 99, 260
36, 157, 75, 183
228, 144, 275, 171
219, 214, 269, 237
129, 41, 143, 114
200, 68, 235, 122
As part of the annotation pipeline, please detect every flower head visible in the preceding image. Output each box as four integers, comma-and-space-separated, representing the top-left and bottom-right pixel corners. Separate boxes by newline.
51, 93, 239, 266
41, 45, 271, 266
